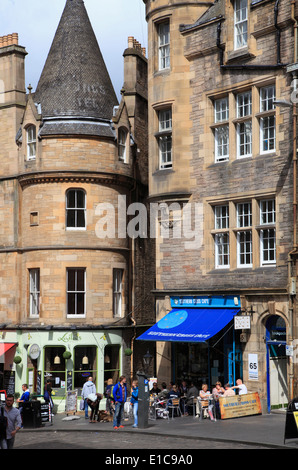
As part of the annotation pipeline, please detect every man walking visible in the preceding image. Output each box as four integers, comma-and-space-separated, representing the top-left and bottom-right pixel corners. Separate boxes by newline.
81, 376, 96, 419
0, 394, 22, 449
112, 375, 127, 429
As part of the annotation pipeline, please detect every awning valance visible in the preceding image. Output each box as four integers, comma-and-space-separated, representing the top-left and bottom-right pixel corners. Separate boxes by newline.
136, 307, 240, 343
0, 343, 16, 360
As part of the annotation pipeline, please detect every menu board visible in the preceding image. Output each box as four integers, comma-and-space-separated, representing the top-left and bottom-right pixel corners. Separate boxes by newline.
65, 390, 77, 415
3, 371, 15, 395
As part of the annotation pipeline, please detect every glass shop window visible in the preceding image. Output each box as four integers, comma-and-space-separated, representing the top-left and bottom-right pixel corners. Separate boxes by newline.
104, 345, 120, 387
74, 346, 97, 391
44, 347, 66, 395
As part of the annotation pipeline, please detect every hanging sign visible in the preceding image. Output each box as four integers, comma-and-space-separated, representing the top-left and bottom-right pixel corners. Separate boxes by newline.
28, 344, 41, 360
234, 316, 251, 330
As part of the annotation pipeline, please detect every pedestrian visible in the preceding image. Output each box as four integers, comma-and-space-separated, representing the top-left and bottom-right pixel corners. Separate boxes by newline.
16, 383, 30, 419
112, 375, 127, 429
81, 376, 96, 419
105, 378, 114, 415
0, 394, 22, 449
130, 380, 138, 428
230, 379, 248, 395
44, 379, 54, 415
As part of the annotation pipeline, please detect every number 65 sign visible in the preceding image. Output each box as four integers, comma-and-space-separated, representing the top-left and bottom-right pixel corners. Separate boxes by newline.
248, 354, 258, 380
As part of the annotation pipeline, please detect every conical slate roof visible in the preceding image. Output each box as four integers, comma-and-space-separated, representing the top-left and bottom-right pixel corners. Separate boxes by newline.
34, 0, 118, 136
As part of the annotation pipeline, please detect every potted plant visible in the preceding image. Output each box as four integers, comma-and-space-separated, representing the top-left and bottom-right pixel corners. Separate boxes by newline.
63, 350, 72, 360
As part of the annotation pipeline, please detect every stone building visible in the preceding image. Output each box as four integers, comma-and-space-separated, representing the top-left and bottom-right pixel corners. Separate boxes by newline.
0, 0, 149, 410
141, 0, 298, 412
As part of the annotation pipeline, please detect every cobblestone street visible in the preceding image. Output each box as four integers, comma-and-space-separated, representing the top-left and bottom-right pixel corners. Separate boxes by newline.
13, 430, 275, 450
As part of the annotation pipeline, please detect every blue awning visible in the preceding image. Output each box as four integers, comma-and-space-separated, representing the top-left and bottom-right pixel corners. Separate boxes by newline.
136, 307, 240, 343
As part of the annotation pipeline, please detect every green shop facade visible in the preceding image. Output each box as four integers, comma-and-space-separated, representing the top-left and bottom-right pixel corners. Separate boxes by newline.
0, 328, 123, 412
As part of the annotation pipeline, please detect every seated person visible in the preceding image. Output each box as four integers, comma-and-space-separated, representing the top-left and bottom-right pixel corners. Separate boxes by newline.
230, 379, 247, 395
157, 382, 169, 401
223, 383, 236, 397
150, 382, 161, 396
185, 382, 198, 415
166, 384, 180, 410
199, 383, 214, 421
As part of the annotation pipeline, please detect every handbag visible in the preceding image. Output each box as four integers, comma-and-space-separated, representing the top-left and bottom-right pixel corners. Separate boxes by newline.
80, 398, 85, 411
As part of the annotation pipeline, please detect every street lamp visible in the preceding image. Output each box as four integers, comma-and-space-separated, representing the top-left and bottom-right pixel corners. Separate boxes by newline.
142, 350, 153, 374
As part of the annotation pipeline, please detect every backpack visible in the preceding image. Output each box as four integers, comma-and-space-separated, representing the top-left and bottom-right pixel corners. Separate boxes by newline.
0, 407, 7, 439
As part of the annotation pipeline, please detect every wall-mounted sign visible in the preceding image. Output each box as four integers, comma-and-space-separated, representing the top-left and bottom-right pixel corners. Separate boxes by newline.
234, 316, 251, 330
248, 353, 259, 381
28, 344, 41, 360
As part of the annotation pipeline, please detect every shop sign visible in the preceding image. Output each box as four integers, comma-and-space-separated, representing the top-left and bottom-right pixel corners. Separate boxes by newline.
234, 316, 251, 330
28, 343, 41, 360
171, 295, 240, 309
219, 392, 262, 420
248, 354, 258, 380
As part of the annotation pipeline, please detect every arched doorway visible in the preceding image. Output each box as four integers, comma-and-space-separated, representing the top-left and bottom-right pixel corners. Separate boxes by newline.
265, 315, 288, 413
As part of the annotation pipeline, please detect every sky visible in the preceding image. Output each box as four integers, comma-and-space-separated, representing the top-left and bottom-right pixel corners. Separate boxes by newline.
0, 0, 148, 100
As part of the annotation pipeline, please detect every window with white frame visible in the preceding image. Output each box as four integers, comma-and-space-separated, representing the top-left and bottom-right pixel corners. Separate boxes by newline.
260, 199, 276, 265
158, 21, 170, 70
27, 125, 36, 160
260, 85, 276, 153
158, 108, 172, 169
118, 128, 128, 162
66, 189, 86, 229
29, 268, 40, 317
214, 98, 229, 162
113, 269, 123, 317
236, 91, 252, 158
214, 205, 230, 268
237, 202, 252, 267
67, 268, 86, 317
234, 0, 248, 49
215, 233, 230, 268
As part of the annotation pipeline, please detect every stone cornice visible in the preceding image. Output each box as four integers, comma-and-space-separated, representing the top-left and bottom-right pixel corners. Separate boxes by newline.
16, 170, 135, 190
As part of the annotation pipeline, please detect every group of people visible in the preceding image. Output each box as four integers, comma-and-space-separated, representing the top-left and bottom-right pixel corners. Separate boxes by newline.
0, 380, 54, 449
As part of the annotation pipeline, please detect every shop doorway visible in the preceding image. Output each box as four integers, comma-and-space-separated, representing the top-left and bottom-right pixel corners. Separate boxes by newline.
266, 315, 288, 412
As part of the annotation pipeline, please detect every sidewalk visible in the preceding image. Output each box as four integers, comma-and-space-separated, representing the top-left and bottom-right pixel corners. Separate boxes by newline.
22, 409, 298, 449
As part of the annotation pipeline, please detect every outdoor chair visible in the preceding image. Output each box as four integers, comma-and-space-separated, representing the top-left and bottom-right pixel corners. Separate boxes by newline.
167, 398, 182, 419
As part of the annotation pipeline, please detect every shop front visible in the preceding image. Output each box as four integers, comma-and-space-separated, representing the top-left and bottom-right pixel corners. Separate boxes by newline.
137, 295, 242, 389
0, 328, 123, 412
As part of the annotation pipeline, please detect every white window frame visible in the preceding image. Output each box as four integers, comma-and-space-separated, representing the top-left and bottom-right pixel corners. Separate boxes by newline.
158, 22, 170, 70
237, 120, 252, 158
260, 85, 275, 112
27, 125, 36, 160
237, 91, 252, 118
260, 115, 275, 154
66, 189, 86, 230
234, 0, 248, 50
158, 108, 172, 169
260, 199, 276, 265
113, 269, 123, 318
215, 233, 230, 269
237, 230, 252, 267
29, 268, 40, 317
67, 268, 86, 318
237, 202, 252, 228
118, 128, 128, 163
215, 205, 229, 229
214, 97, 229, 162
260, 228, 276, 266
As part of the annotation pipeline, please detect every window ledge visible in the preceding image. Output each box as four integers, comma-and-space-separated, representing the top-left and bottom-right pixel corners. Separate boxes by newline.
226, 48, 256, 64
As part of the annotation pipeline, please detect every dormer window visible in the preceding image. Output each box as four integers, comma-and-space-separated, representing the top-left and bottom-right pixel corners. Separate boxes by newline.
234, 0, 248, 50
118, 128, 128, 163
27, 125, 36, 160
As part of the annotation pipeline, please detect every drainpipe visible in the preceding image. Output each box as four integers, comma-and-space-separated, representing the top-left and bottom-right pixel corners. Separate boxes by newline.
274, 0, 281, 65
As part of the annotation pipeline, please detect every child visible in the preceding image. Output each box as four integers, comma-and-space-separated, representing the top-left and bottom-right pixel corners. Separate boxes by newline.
130, 380, 138, 428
